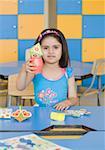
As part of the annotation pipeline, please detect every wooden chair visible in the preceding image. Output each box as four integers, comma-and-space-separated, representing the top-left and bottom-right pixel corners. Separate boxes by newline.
77, 58, 105, 106
7, 74, 34, 107
0, 78, 8, 107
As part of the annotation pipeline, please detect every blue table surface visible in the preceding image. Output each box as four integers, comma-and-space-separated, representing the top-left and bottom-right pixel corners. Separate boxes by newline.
0, 106, 105, 131
71, 60, 92, 78
0, 131, 104, 150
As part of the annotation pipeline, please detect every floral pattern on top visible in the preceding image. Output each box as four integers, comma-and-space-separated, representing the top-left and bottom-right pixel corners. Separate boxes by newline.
38, 88, 57, 106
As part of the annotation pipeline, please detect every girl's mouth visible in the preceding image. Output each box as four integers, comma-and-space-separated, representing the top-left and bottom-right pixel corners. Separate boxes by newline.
47, 56, 55, 58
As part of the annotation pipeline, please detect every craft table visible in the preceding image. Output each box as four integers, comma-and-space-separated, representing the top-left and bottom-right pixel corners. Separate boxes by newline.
0, 106, 105, 132
0, 106, 104, 149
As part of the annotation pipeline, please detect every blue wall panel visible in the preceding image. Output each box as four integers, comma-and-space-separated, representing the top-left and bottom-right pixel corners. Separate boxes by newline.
56, 0, 82, 14
83, 15, 105, 38
67, 39, 82, 61
18, 0, 44, 14
18, 40, 35, 60
0, 15, 17, 39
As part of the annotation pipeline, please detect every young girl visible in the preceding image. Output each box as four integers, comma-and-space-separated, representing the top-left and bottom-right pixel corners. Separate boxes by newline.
17, 28, 78, 110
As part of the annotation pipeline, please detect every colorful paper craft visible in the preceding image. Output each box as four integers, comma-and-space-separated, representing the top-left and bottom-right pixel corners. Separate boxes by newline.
29, 43, 43, 74
12, 109, 32, 122
30, 43, 43, 57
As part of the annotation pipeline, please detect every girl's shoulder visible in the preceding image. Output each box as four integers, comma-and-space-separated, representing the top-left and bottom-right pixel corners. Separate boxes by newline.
65, 66, 73, 79
32, 73, 42, 82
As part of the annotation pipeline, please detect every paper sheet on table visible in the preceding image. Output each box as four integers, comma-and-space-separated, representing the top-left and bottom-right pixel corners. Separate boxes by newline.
0, 134, 72, 150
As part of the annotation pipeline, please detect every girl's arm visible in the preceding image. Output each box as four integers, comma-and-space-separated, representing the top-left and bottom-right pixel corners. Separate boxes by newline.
54, 76, 78, 110
16, 61, 36, 90
67, 76, 78, 105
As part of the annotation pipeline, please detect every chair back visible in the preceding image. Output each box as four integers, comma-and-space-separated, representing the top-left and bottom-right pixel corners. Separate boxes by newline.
77, 58, 105, 106
8, 74, 34, 97
91, 58, 105, 76
86, 58, 105, 90
0, 79, 8, 106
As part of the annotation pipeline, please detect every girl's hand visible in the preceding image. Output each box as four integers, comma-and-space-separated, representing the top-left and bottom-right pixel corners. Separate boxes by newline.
24, 60, 38, 74
54, 100, 71, 111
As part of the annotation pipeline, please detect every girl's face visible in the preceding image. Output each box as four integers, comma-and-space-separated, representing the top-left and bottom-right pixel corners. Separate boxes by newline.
41, 36, 62, 65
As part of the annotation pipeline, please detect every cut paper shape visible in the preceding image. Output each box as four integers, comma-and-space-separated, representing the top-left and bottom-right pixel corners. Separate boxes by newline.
30, 43, 43, 57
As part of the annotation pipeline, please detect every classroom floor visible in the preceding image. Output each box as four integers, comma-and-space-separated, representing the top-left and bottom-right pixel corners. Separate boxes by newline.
80, 90, 105, 106
0, 91, 105, 107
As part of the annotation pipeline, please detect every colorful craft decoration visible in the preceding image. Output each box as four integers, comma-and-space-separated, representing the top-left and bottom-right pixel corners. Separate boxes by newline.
12, 107, 32, 122
29, 43, 43, 74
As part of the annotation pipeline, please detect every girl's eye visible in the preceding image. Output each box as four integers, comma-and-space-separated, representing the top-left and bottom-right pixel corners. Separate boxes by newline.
43, 47, 48, 50
54, 46, 59, 49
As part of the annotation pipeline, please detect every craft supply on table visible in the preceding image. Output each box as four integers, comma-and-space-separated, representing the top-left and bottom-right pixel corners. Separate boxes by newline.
64, 109, 91, 118
0, 108, 12, 119
12, 106, 32, 122
50, 112, 65, 121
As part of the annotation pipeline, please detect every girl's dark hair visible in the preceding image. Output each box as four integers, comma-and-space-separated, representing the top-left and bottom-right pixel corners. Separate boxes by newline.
35, 28, 70, 68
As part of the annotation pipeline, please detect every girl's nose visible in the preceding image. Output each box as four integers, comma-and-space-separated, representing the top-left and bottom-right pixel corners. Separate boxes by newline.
48, 47, 54, 53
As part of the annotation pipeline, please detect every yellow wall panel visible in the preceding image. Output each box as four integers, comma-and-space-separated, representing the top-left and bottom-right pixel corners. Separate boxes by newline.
82, 0, 105, 15
18, 15, 44, 39
0, 0, 18, 15
57, 15, 82, 38
0, 40, 18, 63
82, 38, 105, 62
